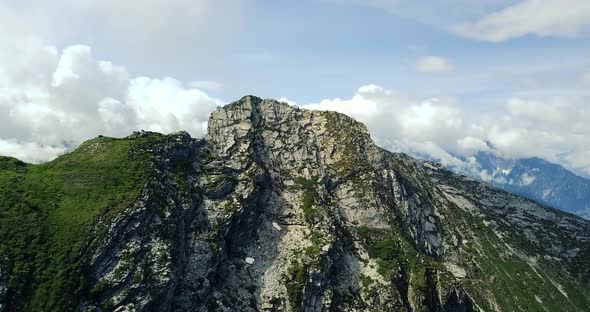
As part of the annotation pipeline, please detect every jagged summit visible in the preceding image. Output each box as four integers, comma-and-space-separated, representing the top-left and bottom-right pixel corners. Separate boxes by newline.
0, 97, 589, 311
210, 94, 371, 137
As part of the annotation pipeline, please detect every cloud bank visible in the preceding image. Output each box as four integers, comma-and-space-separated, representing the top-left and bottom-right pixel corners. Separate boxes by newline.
0, 36, 220, 163
301, 85, 590, 177
3, 43, 589, 181
2, 37, 588, 180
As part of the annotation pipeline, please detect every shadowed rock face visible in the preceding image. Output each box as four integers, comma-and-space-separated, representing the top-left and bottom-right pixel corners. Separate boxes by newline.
1, 96, 589, 312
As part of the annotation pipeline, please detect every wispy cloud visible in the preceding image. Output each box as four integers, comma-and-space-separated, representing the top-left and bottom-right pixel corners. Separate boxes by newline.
327, 0, 590, 42
190, 80, 223, 91
416, 56, 452, 73
452, 0, 590, 42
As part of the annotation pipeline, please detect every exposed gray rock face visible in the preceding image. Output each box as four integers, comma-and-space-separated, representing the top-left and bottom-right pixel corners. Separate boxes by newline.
50, 96, 590, 311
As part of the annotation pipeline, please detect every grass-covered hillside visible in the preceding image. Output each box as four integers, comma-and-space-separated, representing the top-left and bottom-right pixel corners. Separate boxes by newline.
0, 134, 162, 311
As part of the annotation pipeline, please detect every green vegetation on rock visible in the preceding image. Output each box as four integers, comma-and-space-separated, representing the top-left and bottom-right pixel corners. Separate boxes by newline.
0, 135, 160, 311
294, 177, 326, 224
355, 223, 448, 305
284, 260, 305, 311
304, 231, 325, 257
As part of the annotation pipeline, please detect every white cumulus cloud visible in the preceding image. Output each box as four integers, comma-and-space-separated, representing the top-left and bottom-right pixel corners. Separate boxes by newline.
0, 36, 220, 163
301, 84, 590, 177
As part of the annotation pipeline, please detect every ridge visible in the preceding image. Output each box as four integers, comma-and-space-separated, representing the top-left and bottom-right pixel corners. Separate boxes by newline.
0, 96, 588, 311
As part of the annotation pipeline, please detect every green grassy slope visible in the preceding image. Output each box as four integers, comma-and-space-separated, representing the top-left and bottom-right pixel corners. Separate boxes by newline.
0, 135, 160, 311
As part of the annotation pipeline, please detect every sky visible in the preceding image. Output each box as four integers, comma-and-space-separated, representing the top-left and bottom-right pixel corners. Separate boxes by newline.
1, 0, 589, 177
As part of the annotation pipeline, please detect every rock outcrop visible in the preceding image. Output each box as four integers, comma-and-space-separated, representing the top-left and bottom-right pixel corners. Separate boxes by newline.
1, 96, 589, 311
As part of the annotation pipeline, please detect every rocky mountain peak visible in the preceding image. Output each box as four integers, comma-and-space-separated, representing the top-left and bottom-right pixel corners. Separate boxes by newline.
206, 95, 371, 151
1, 96, 589, 311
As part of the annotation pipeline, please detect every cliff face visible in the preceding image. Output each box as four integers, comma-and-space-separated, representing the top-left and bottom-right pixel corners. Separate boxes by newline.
1, 96, 589, 312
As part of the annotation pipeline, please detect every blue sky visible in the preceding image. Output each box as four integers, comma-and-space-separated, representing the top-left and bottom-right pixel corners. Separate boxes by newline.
93, 0, 590, 104
21, 0, 587, 104
234, 1, 590, 105
1, 0, 590, 177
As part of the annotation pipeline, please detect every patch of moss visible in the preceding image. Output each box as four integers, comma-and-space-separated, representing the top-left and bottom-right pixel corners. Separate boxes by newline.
284, 260, 305, 311
361, 274, 375, 295
199, 147, 217, 163
132, 271, 142, 284
356, 226, 398, 260
295, 177, 327, 224
304, 231, 325, 257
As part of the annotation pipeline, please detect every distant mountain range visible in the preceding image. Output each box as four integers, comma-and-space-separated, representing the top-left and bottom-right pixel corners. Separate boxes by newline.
448, 152, 590, 219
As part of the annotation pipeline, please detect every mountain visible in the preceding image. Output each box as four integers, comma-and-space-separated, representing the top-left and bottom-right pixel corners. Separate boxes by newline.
0, 96, 589, 311
468, 152, 590, 219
